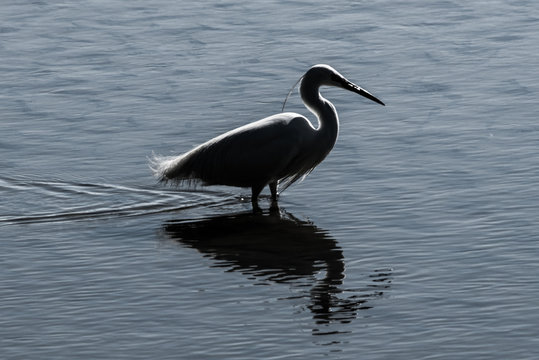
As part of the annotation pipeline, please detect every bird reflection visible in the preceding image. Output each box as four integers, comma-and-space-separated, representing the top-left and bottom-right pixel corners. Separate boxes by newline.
162, 209, 391, 333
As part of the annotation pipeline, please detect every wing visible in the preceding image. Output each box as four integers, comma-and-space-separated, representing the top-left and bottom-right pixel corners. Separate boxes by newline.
152, 113, 317, 188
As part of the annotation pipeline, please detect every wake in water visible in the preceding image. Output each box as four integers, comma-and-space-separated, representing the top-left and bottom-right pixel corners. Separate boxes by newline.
0, 175, 237, 225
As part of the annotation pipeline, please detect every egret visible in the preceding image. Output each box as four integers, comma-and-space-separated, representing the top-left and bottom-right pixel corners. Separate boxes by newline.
150, 64, 384, 209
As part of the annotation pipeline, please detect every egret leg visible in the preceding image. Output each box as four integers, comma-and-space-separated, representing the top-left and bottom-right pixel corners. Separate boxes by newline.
269, 181, 279, 212
269, 182, 278, 202
251, 184, 264, 211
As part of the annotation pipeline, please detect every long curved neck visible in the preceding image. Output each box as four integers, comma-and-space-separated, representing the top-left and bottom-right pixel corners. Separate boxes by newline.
300, 79, 339, 150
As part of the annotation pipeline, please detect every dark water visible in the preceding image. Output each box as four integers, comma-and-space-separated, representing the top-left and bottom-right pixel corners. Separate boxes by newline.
2, 1, 539, 359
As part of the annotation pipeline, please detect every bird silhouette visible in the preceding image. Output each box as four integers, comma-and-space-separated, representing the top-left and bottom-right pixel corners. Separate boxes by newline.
150, 64, 384, 210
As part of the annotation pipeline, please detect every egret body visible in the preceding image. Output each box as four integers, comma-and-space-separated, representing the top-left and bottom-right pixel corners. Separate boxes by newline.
150, 64, 384, 209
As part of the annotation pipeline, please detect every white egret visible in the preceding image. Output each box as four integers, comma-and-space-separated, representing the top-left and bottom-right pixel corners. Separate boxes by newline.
150, 64, 384, 209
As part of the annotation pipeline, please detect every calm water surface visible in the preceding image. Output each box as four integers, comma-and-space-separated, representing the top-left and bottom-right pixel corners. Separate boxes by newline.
1, 1, 539, 359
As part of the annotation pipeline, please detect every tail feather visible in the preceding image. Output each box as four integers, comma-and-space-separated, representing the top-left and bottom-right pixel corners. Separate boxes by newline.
149, 153, 171, 181
149, 148, 209, 187
149, 152, 186, 184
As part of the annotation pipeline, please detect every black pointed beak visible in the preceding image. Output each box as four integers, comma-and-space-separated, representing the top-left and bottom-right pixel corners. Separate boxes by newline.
344, 80, 385, 106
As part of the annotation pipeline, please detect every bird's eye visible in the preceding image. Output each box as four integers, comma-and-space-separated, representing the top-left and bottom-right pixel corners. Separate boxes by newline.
330, 73, 346, 86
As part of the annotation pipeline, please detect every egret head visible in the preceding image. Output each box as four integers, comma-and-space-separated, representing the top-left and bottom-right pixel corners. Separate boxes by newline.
282, 64, 385, 112
306, 64, 385, 106
306, 64, 347, 86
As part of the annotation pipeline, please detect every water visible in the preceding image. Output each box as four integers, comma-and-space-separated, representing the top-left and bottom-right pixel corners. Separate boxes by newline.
1, 0, 538, 358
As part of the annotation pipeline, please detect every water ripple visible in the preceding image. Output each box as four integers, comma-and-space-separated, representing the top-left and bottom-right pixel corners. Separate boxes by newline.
0, 175, 231, 225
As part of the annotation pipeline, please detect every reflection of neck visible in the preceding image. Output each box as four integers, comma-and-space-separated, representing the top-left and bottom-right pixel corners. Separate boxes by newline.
309, 257, 345, 305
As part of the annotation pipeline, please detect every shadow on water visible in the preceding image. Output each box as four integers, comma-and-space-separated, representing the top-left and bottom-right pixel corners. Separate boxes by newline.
162, 208, 392, 335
